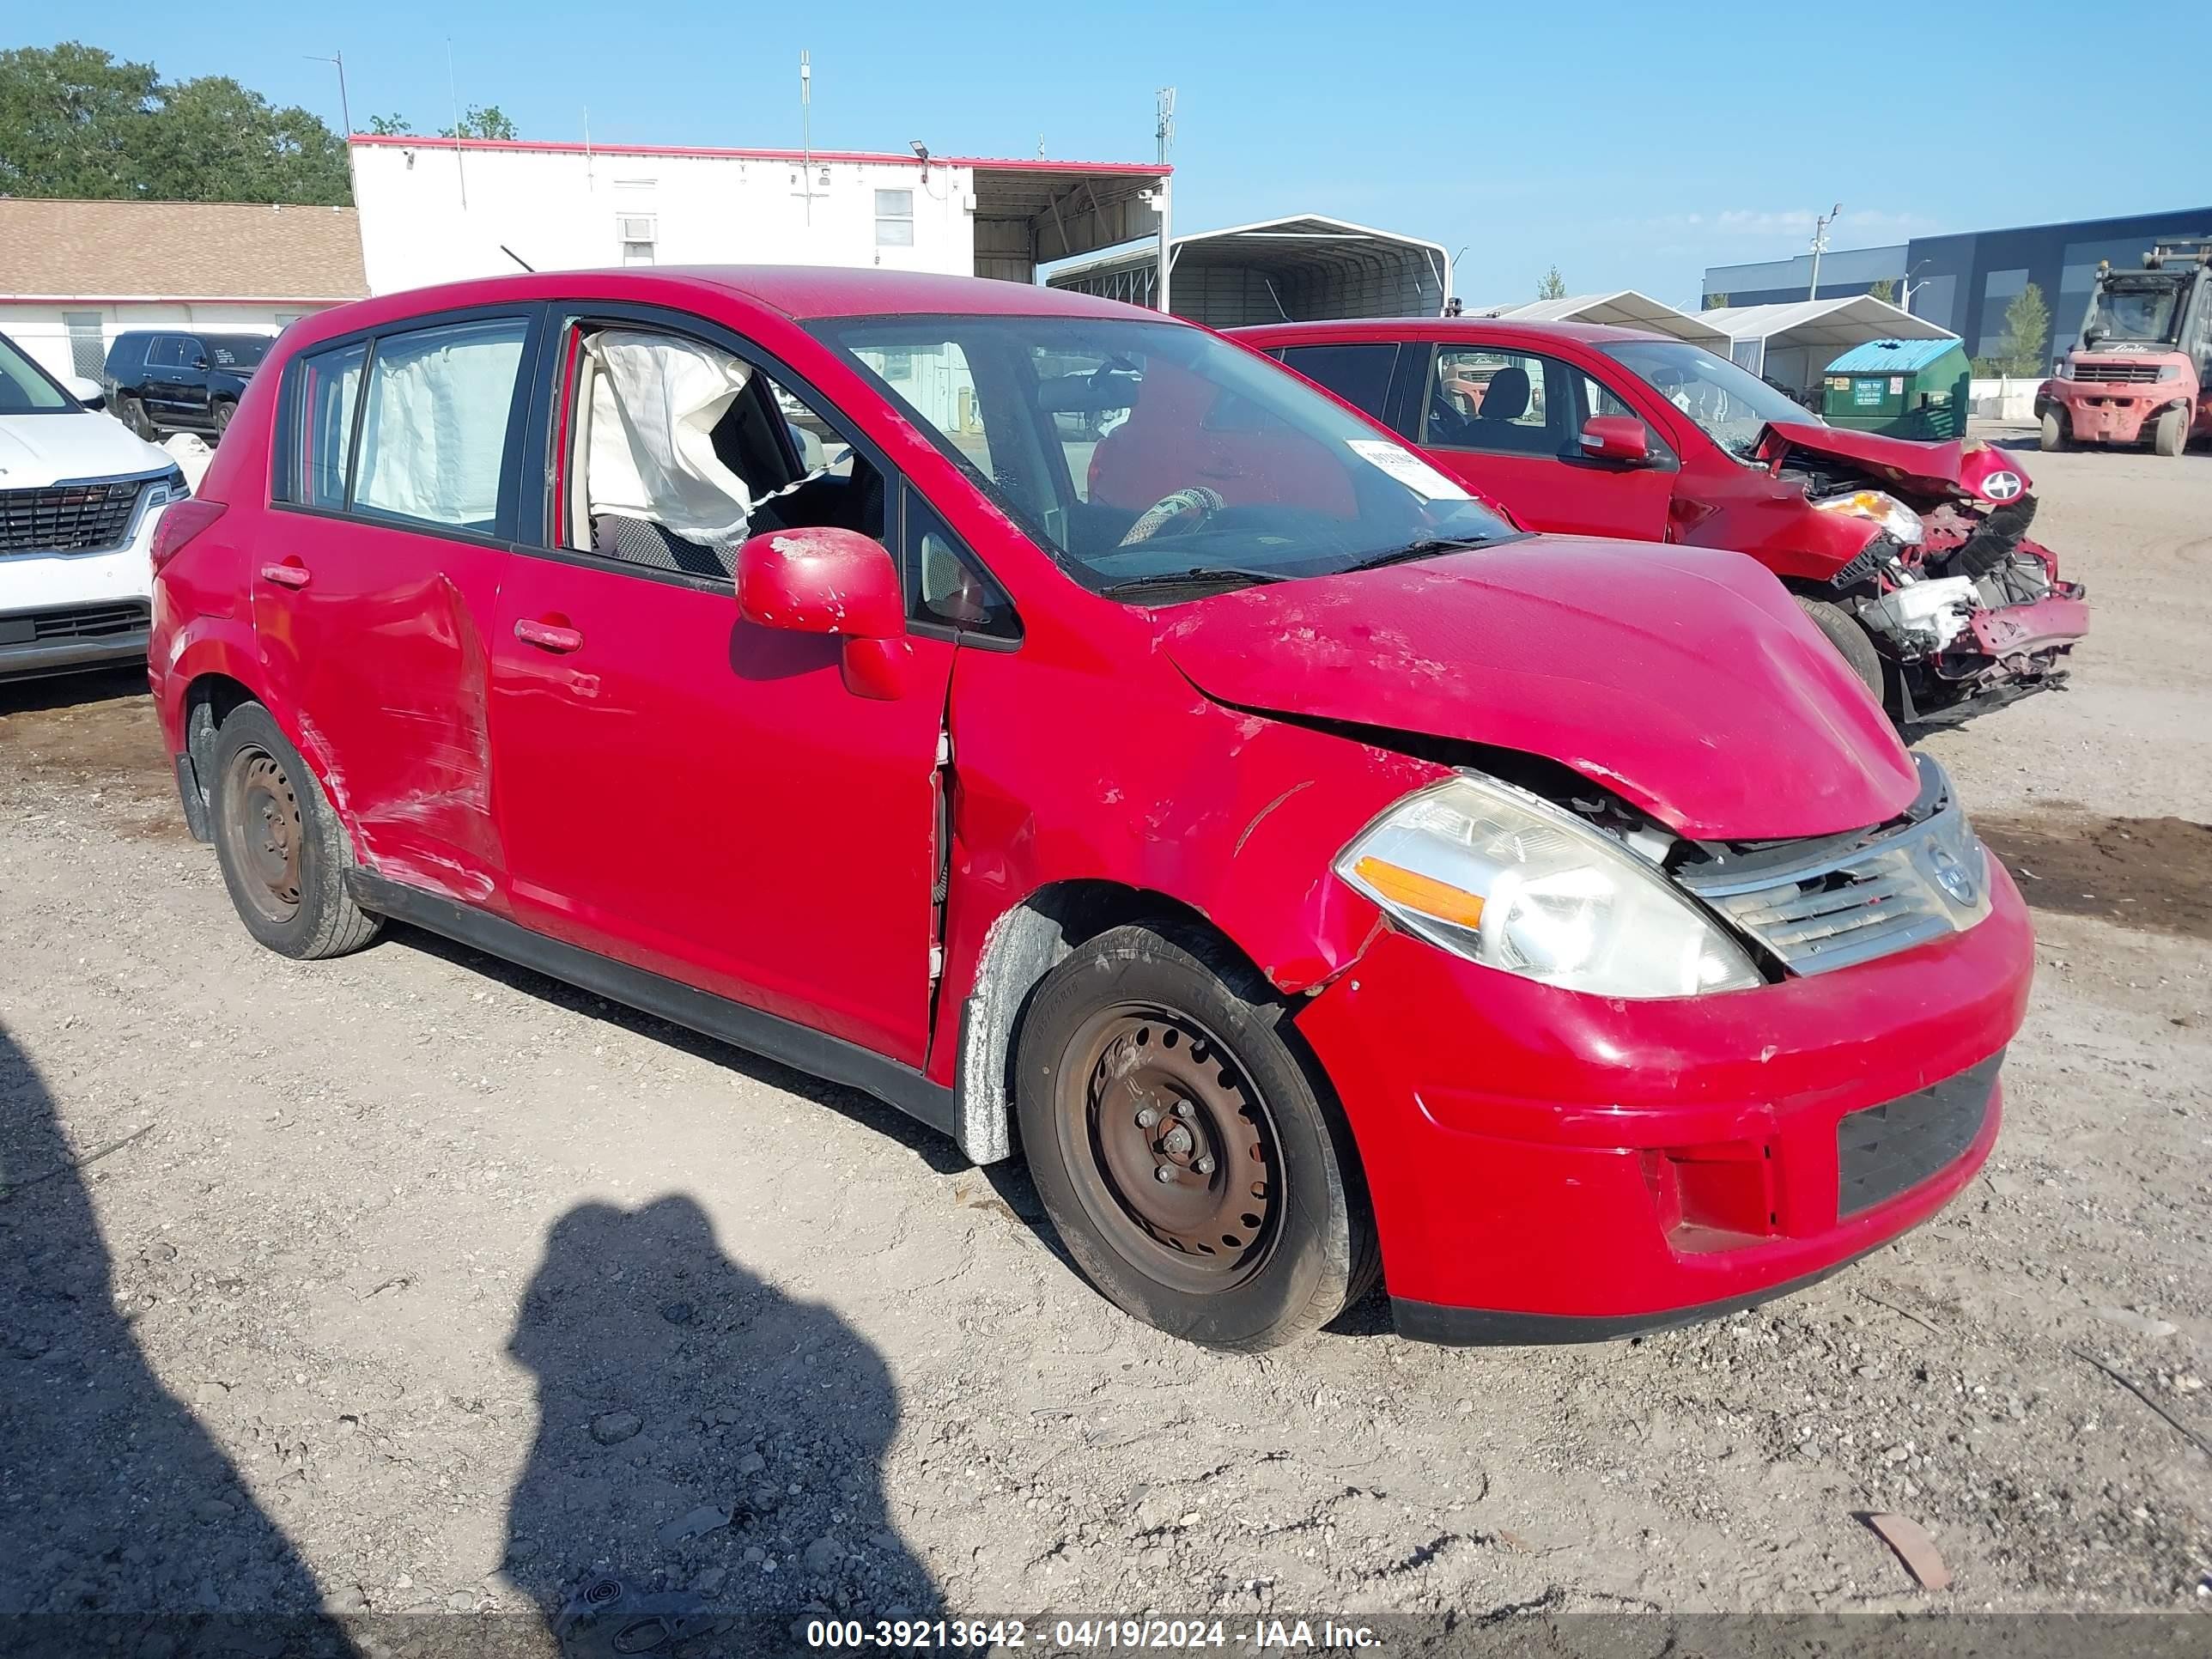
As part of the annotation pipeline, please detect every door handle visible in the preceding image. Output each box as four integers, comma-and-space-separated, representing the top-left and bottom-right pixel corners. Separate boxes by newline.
514, 617, 585, 653
258, 562, 311, 589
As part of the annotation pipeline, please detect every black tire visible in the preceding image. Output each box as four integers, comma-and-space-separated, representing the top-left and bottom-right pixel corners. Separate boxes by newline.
2039, 410, 2068, 452
1793, 593, 1886, 703
208, 703, 381, 960
2153, 406, 2186, 458
119, 395, 157, 441
212, 398, 236, 439
1014, 921, 1378, 1351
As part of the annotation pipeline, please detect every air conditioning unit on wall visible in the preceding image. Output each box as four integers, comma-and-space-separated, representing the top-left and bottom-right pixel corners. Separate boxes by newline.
617, 215, 658, 243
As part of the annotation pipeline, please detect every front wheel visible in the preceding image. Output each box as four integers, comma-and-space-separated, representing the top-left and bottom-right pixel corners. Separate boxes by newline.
2039, 410, 2068, 452
212, 398, 236, 440
1015, 922, 1377, 1351
1793, 594, 1886, 704
208, 703, 381, 960
2153, 406, 2187, 458
119, 395, 157, 441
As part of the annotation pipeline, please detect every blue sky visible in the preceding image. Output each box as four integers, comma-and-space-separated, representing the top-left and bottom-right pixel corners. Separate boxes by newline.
49, 1, 2212, 306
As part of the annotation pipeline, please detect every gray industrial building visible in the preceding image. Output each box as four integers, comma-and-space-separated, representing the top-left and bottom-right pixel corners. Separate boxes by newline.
1703, 207, 2212, 369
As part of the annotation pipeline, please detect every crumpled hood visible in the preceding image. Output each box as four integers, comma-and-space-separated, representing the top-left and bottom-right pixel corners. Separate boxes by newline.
0, 409, 173, 485
1757, 419, 2033, 507
1156, 537, 1919, 842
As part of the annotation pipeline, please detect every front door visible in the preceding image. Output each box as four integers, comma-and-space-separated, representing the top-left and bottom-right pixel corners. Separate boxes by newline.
487, 313, 956, 1068
1410, 343, 1674, 542
143, 335, 195, 424
252, 311, 538, 902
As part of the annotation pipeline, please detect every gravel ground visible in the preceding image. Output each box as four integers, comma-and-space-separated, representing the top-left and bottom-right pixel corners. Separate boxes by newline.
2, 430, 2208, 1643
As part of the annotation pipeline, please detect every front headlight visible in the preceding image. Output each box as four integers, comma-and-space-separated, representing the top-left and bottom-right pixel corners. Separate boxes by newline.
1813, 489, 1923, 545
1334, 775, 1765, 999
2054, 361, 2075, 380
2156, 362, 2182, 382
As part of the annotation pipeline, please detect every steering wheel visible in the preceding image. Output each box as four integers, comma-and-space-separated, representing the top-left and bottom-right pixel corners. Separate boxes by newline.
1117, 485, 1227, 547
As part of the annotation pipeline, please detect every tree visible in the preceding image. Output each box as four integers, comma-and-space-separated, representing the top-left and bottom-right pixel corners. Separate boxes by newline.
1703, 292, 1729, 310
1865, 277, 1896, 305
366, 112, 411, 135
132, 75, 349, 204
1997, 283, 2051, 377
443, 104, 516, 140
0, 41, 160, 198
0, 40, 349, 204
1537, 265, 1568, 301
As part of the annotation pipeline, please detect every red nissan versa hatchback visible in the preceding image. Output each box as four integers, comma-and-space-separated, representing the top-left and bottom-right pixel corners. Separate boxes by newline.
149, 270, 2032, 1351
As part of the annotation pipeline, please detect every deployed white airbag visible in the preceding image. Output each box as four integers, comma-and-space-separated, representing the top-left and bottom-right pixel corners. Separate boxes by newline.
586, 331, 755, 550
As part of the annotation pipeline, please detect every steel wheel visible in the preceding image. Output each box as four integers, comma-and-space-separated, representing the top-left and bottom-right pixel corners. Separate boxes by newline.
1054, 1002, 1281, 1295
220, 745, 304, 926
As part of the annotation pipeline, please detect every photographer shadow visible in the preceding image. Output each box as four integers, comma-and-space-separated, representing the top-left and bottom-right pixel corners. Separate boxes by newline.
502, 1195, 942, 1650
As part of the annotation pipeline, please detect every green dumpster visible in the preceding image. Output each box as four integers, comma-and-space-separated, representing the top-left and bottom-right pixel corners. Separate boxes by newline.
1820, 337, 1972, 440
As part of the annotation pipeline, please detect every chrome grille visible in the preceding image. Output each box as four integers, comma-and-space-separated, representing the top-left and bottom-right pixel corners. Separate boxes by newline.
2072, 362, 2161, 384
1675, 758, 1993, 976
0, 477, 147, 555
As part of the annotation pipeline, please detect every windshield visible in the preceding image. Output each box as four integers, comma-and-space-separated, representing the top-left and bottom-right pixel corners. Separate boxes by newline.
0, 331, 74, 415
2082, 283, 2182, 344
1600, 338, 1819, 460
202, 334, 273, 370
811, 314, 1518, 595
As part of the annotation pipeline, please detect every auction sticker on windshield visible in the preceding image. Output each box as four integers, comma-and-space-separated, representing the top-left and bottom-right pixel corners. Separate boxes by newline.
1346, 439, 1472, 501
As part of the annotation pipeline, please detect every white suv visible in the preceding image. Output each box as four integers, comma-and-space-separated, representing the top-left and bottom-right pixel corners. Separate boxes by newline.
1, 329, 187, 681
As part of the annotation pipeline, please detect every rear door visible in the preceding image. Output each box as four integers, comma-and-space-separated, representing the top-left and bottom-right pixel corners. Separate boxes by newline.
143, 336, 193, 422
1410, 341, 1674, 541
255, 307, 542, 903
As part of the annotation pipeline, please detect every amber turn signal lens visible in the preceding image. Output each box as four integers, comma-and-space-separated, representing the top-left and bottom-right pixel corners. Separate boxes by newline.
1351, 856, 1486, 930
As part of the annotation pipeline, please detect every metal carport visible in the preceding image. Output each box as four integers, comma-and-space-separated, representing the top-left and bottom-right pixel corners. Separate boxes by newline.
1047, 214, 1449, 326
1469, 290, 1730, 353
1699, 295, 1957, 396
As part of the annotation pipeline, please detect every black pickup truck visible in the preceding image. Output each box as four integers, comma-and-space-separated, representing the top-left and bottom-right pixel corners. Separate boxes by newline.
101, 330, 272, 441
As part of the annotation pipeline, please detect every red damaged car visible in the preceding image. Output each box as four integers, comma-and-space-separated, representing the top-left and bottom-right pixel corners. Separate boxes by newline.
149, 270, 2029, 1349
1234, 318, 2089, 727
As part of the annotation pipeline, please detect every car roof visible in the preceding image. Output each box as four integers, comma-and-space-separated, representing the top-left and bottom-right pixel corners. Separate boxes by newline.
1232, 316, 1675, 349
283, 266, 1161, 344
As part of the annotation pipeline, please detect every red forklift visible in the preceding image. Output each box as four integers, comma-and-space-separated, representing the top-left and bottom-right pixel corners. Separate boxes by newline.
2037, 238, 2212, 456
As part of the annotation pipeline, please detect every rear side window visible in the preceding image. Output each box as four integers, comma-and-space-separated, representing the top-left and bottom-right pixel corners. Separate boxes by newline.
295, 340, 368, 509
1279, 343, 1398, 420
353, 319, 528, 532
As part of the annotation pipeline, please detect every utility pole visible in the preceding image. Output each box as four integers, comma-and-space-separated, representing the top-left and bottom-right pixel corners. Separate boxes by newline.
446, 39, 468, 209
1153, 87, 1176, 315
1808, 202, 1840, 300
304, 52, 350, 136
798, 51, 816, 226
1900, 258, 1930, 315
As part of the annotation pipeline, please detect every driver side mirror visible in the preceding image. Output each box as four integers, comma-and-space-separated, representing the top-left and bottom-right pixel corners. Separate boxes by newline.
65, 375, 106, 411
735, 526, 911, 701
1578, 415, 1650, 465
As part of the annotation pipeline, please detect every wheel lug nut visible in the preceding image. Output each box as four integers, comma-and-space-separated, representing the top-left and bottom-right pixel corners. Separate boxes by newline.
1174, 1101, 1194, 1120
1194, 1155, 1216, 1175
1135, 1107, 1160, 1128
1154, 1165, 1176, 1183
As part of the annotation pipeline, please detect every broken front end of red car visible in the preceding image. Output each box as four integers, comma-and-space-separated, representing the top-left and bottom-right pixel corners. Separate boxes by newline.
1764, 425, 2090, 726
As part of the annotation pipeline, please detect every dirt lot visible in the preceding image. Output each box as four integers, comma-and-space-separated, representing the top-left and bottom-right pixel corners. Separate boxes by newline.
3, 433, 2209, 1642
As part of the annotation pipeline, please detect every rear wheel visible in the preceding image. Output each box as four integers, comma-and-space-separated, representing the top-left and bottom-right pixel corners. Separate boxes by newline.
2039, 410, 2069, 452
209, 703, 381, 960
1793, 594, 1886, 703
1015, 922, 1377, 1351
2153, 405, 2187, 458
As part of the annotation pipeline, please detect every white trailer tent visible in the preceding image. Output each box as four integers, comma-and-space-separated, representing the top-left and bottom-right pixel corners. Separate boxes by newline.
1046, 214, 1449, 326
1470, 290, 1730, 354
1699, 296, 1956, 396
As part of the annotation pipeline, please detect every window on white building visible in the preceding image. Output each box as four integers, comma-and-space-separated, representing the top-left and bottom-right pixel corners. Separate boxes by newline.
875, 190, 914, 247
617, 214, 658, 266
63, 312, 106, 379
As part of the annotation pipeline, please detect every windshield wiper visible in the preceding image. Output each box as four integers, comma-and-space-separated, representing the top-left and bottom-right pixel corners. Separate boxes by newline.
1099, 566, 1294, 598
1343, 535, 1506, 574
